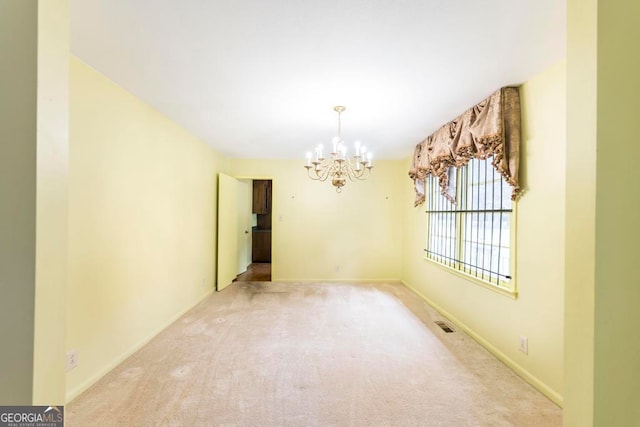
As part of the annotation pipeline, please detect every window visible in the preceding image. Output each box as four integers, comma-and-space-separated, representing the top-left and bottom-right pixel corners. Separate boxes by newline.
425, 157, 514, 292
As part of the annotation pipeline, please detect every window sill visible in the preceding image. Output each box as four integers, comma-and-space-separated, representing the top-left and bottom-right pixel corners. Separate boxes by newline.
423, 255, 518, 299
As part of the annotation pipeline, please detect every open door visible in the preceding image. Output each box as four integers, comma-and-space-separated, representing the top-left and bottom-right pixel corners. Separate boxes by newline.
217, 173, 238, 291
217, 173, 253, 291
236, 180, 252, 274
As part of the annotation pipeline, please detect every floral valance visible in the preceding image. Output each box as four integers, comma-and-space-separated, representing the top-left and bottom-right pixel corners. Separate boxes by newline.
408, 87, 521, 206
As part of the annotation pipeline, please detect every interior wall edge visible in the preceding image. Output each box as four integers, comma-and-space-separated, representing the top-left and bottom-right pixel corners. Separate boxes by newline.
400, 280, 563, 408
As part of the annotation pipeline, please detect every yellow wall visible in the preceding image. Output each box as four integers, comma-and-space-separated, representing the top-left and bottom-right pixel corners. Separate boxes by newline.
33, 0, 70, 405
66, 57, 227, 401
230, 159, 404, 281
401, 61, 567, 405
0, 0, 70, 405
564, 0, 597, 423
592, 0, 640, 423
0, 0, 38, 404
565, 1, 640, 424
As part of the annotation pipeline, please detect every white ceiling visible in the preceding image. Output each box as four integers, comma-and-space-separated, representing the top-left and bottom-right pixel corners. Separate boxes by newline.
70, 0, 566, 160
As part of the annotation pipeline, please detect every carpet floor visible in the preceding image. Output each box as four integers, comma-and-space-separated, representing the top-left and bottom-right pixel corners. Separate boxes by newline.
67, 282, 562, 426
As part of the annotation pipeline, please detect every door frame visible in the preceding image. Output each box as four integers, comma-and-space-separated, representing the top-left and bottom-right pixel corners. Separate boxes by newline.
235, 175, 275, 279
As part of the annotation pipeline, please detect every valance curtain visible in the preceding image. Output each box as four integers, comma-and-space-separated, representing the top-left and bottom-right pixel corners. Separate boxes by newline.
408, 87, 521, 206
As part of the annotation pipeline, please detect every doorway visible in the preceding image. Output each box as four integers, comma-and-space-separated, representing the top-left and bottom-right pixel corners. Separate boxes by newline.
236, 179, 272, 282
217, 175, 273, 291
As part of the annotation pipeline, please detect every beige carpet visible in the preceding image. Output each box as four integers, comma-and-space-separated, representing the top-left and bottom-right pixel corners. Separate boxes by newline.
67, 282, 561, 426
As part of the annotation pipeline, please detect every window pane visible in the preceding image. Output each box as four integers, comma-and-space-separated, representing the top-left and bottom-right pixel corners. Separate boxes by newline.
425, 157, 513, 287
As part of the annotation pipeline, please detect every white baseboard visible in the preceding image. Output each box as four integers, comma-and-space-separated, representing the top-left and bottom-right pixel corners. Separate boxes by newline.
65, 289, 214, 403
274, 278, 403, 284
401, 280, 563, 408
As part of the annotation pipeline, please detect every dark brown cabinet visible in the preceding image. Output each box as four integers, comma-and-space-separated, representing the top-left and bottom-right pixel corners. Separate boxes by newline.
252, 229, 272, 262
252, 179, 272, 262
252, 180, 271, 214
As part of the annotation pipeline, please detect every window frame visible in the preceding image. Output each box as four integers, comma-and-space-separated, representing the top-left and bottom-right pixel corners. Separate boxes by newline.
423, 158, 518, 298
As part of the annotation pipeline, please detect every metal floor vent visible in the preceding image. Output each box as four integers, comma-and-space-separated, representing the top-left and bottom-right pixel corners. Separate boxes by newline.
435, 321, 455, 333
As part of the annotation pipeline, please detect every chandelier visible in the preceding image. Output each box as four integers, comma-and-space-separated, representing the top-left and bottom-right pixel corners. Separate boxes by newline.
304, 106, 373, 192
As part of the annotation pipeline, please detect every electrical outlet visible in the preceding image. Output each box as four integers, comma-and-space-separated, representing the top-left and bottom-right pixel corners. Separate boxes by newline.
335, 265, 340, 272
66, 350, 78, 371
518, 336, 528, 355
201, 278, 205, 288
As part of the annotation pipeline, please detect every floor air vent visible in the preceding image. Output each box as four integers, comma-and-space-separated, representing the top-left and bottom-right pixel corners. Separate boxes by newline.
435, 321, 455, 333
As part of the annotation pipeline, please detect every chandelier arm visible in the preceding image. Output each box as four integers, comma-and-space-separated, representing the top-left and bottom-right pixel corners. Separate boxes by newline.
306, 163, 331, 182
341, 157, 366, 181
352, 164, 372, 181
